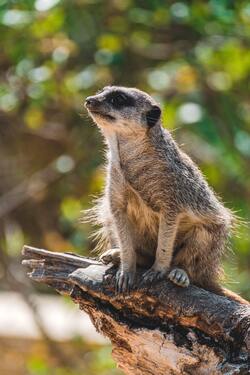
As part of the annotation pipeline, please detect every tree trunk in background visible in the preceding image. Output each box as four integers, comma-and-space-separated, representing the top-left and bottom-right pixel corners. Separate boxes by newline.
22, 246, 250, 375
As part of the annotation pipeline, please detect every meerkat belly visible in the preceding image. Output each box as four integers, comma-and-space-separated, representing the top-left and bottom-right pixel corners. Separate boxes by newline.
126, 187, 159, 259
123, 161, 163, 211
173, 212, 206, 255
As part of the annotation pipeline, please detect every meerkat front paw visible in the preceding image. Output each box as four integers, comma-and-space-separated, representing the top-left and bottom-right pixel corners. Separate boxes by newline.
142, 267, 168, 284
168, 268, 190, 287
100, 248, 121, 265
115, 268, 136, 293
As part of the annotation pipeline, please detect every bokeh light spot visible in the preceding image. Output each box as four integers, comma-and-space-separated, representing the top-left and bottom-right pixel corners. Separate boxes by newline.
55, 155, 75, 173
177, 103, 203, 124
147, 70, 170, 91
0, 93, 18, 111
2, 10, 32, 27
61, 197, 81, 221
207, 72, 232, 91
95, 49, 114, 65
235, 131, 250, 157
52, 46, 70, 63
28, 66, 52, 83
170, 2, 189, 19
35, 0, 61, 12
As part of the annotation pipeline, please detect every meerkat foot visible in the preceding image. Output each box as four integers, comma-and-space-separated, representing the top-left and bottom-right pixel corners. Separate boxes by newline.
115, 268, 136, 294
168, 268, 190, 287
142, 267, 168, 284
100, 248, 121, 265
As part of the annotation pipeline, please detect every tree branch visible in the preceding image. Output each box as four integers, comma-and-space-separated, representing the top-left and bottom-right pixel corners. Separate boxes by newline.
22, 245, 250, 374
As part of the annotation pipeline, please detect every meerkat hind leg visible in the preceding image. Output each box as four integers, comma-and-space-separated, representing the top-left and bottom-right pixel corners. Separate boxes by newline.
168, 268, 190, 287
100, 248, 120, 265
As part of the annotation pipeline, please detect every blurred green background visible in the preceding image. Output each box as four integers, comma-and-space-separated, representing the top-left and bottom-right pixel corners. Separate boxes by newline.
0, 0, 249, 374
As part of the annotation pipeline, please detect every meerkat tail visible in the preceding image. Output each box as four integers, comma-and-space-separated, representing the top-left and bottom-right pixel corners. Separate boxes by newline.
219, 287, 249, 305
209, 285, 249, 305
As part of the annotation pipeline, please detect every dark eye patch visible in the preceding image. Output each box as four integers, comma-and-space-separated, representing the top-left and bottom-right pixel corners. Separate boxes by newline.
106, 91, 135, 108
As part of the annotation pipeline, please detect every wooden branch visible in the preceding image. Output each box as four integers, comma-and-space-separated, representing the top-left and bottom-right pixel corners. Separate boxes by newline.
22, 245, 250, 374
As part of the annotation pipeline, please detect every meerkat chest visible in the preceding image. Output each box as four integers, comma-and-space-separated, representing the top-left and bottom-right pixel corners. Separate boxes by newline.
108, 140, 159, 231
118, 138, 163, 211
108, 136, 122, 180
107, 134, 126, 196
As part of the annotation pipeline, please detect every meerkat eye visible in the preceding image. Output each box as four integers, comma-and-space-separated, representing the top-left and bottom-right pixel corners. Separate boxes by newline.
108, 92, 134, 108
110, 94, 126, 106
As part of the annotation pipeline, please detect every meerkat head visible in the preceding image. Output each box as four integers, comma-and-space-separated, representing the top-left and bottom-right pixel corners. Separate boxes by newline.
84, 86, 161, 134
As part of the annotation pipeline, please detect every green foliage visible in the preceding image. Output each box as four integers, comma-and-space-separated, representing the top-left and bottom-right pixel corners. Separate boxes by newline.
0, 0, 250, 371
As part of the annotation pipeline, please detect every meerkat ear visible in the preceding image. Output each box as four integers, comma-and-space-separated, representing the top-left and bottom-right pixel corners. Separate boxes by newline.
146, 105, 161, 127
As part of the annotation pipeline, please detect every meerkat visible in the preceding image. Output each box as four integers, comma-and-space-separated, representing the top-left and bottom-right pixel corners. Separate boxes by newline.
84, 85, 245, 302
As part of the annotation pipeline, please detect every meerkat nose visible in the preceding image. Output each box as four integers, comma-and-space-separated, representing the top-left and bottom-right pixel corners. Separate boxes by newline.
85, 96, 99, 108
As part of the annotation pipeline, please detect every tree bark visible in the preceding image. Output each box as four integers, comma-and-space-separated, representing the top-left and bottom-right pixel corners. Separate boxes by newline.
22, 245, 250, 375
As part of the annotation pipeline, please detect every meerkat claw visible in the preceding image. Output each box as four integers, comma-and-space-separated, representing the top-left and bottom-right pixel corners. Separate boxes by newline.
168, 268, 190, 287
115, 269, 135, 294
142, 268, 167, 284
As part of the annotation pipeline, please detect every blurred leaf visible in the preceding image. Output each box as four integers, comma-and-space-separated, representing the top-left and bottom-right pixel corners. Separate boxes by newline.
61, 197, 82, 222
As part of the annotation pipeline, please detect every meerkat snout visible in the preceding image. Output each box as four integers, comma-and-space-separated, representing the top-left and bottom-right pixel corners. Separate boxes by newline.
85, 96, 99, 108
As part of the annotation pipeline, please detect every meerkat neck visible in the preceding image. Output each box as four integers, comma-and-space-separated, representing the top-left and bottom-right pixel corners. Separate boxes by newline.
104, 130, 147, 167
102, 122, 166, 167
104, 132, 120, 167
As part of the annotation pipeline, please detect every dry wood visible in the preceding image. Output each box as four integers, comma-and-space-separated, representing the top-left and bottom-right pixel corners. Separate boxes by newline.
22, 245, 250, 374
